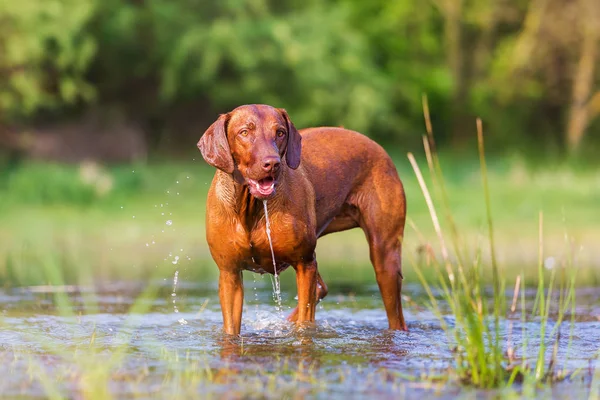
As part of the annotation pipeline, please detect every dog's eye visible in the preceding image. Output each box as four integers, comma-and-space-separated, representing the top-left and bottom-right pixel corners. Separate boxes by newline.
239, 130, 248, 137
276, 130, 286, 138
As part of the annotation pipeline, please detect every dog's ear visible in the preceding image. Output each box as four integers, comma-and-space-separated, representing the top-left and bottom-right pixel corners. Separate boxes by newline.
197, 113, 234, 174
278, 108, 301, 169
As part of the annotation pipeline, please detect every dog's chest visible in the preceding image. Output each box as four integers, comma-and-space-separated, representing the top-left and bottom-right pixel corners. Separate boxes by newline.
238, 213, 307, 274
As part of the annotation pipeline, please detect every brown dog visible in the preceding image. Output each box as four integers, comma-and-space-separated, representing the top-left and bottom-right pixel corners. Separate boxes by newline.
198, 104, 407, 335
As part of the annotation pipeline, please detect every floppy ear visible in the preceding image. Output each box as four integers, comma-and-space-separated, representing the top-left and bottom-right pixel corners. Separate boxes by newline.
278, 108, 301, 169
197, 113, 234, 174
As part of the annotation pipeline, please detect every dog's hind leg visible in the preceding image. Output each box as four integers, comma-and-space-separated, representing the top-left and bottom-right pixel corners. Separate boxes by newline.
356, 166, 407, 331
366, 237, 406, 330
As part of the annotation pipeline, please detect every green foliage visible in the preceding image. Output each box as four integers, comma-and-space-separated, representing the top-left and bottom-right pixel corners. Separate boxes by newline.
6, 163, 98, 205
160, 2, 391, 129
1, 162, 145, 206
1, 0, 598, 151
0, 0, 97, 119
408, 122, 577, 388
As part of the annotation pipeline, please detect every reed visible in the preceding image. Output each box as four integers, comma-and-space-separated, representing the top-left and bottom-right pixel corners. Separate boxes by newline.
407, 97, 578, 388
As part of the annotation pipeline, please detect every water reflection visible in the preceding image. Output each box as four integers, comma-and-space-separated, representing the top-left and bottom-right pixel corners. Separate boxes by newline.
0, 282, 598, 398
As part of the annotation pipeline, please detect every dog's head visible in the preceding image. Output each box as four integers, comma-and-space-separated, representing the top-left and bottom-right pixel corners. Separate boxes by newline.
198, 104, 301, 199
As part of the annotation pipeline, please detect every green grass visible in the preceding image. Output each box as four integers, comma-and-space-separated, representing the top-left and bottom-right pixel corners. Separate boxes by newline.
407, 112, 580, 389
0, 151, 599, 287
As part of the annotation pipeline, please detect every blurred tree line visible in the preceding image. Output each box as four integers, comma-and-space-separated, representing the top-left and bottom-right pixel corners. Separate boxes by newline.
0, 0, 599, 159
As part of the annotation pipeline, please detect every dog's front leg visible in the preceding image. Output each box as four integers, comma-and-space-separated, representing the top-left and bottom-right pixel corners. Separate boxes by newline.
287, 272, 328, 322
294, 260, 318, 324
218, 269, 244, 335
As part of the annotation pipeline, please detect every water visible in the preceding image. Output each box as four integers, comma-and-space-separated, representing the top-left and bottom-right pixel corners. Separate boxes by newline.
171, 270, 187, 325
0, 282, 598, 398
263, 200, 282, 312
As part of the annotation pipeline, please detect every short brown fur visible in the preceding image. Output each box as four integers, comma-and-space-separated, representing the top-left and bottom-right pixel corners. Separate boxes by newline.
198, 104, 407, 335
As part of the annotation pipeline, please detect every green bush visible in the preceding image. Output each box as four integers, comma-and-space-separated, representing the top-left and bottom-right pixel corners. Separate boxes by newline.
5, 164, 99, 206
1, 162, 146, 206
0, 0, 97, 119
1, 0, 598, 152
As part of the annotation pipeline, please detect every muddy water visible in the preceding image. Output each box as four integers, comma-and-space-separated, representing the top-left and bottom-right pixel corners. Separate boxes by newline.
0, 281, 598, 398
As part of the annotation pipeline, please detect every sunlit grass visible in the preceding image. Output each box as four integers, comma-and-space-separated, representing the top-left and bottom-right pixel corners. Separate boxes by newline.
407, 101, 580, 389
1, 156, 599, 287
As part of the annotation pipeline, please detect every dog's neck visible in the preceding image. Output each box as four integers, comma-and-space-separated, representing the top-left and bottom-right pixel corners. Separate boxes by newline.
214, 169, 288, 229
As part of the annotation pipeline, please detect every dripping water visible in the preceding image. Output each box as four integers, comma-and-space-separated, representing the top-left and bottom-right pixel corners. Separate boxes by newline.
263, 200, 282, 312
172, 270, 187, 325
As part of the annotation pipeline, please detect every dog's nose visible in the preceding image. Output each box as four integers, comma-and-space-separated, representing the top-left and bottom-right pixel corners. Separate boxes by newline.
262, 156, 281, 172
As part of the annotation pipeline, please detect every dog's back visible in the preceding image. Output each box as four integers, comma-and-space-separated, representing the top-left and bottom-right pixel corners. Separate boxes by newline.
297, 127, 404, 236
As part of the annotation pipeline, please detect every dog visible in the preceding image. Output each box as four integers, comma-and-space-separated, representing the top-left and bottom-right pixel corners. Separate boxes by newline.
198, 104, 407, 335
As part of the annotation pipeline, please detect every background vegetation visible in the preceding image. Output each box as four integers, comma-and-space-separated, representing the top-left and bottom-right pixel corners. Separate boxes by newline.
1, 0, 599, 158
0, 0, 599, 285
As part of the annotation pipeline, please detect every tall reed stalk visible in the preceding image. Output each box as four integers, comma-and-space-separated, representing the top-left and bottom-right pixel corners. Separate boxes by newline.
408, 97, 577, 388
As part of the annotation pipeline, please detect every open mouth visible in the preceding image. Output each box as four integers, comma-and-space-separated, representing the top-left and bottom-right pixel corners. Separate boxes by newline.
247, 176, 276, 197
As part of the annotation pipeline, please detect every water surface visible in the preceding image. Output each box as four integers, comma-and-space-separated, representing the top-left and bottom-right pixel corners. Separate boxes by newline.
1, 281, 598, 398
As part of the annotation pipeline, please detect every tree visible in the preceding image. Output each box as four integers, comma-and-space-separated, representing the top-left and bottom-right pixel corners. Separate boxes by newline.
566, 0, 600, 153
0, 0, 97, 121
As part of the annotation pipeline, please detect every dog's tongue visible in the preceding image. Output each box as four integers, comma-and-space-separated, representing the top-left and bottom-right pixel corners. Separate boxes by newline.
258, 176, 274, 190
249, 176, 275, 196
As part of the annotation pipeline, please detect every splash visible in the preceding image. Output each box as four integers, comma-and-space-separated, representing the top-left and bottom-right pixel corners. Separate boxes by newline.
252, 273, 261, 321
263, 200, 282, 312
171, 270, 187, 325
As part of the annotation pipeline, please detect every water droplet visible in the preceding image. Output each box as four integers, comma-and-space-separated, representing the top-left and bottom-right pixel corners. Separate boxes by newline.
172, 256, 180, 265
132, 216, 136, 219
120, 206, 124, 209
172, 271, 182, 316
176, 180, 179, 184
145, 243, 149, 247
166, 220, 173, 226
178, 318, 188, 325
263, 200, 282, 313
544, 256, 556, 270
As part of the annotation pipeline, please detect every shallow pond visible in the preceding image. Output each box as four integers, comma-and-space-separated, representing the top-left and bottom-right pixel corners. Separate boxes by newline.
1, 280, 599, 399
